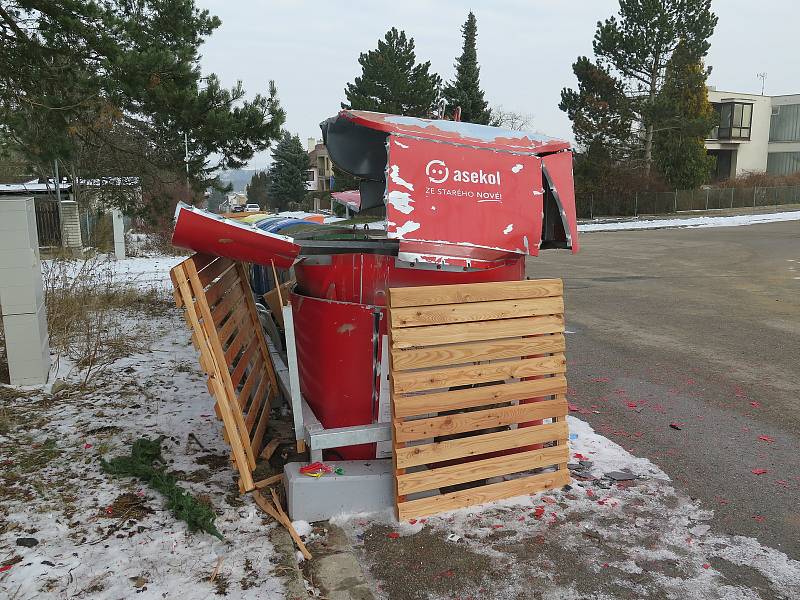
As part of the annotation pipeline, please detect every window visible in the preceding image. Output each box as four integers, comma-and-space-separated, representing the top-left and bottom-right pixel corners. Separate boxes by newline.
710, 101, 753, 140
769, 104, 800, 141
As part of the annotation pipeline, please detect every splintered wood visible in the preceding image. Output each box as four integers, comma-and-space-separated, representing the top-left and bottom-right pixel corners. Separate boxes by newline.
171, 254, 279, 492
388, 279, 571, 520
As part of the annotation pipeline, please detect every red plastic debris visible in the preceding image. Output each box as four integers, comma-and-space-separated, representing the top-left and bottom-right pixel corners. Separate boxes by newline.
533, 507, 546, 520
491, 524, 504, 529
750, 401, 761, 408
758, 435, 775, 443
0, 564, 11, 573
702, 563, 710, 569
568, 403, 579, 412
751, 469, 768, 475
299, 462, 334, 477
626, 402, 638, 409
84, 443, 93, 449
437, 569, 454, 578
408, 519, 417, 525
387, 532, 400, 539
586, 489, 596, 498
601, 563, 609, 568
752, 515, 766, 523
574, 453, 589, 460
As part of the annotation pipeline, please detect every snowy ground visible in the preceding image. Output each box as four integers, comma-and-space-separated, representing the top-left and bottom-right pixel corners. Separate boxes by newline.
0, 258, 292, 599
329, 417, 800, 599
579, 210, 800, 232
3, 253, 799, 599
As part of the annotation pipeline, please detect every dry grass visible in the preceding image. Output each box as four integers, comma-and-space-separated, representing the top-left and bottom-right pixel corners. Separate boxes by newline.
42, 255, 170, 385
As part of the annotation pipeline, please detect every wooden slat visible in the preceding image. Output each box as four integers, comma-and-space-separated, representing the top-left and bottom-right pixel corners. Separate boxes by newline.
391, 334, 565, 370
391, 296, 564, 328
206, 268, 241, 307
392, 354, 566, 394
190, 253, 218, 273
230, 341, 260, 390
238, 360, 262, 410
245, 375, 270, 429
397, 445, 568, 495
394, 376, 566, 418
218, 301, 250, 347
260, 439, 281, 461
183, 260, 257, 472
196, 257, 235, 287
389, 279, 563, 308
224, 325, 255, 365
172, 263, 256, 491
391, 315, 564, 349
212, 289, 246, 327
397, 469, 571, 520
396, 421, 568, 468
394, 398, 568, 443
251, 399, 270, 455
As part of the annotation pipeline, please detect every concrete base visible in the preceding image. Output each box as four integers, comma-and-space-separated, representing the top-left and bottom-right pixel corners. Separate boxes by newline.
284, 460, 394, 522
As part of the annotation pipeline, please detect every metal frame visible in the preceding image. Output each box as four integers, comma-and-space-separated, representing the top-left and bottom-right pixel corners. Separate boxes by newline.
269, 305, 392, 462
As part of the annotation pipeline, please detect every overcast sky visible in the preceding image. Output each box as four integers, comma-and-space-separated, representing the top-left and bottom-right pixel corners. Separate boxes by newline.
195, 0, 799, 170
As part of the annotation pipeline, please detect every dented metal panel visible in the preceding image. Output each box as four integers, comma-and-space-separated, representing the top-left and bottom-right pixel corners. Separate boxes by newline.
340, 110, 570, 155
385, 136, 545, 268
171, 203, 301, 268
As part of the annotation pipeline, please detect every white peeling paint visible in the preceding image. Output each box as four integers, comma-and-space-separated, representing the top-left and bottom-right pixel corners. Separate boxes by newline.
477, 198, 502, 203
503, 224, 514, 234
393, 140, 409, 149
523, 235, 530, 253
395, 220, 421, 236
511, 164, 523, 173
387, 190, 415, 215
431, 206, 437, 211
388, 165, 414, 191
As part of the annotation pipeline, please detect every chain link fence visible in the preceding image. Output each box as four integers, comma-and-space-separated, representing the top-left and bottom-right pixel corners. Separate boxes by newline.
576, 185, 800, 219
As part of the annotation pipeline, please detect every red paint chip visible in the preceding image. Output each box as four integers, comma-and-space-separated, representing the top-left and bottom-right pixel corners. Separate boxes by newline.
0, 564, 12, 572
387, 532, 400, 539
702, 563, 710, 569
758, 435, 775, 443
751, 469, 768, 475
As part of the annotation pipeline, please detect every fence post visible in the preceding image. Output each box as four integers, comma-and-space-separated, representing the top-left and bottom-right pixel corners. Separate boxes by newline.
590, 193, 594, 220
705, 189, 709, 211
634, 192, 638, 216
730, 188, 734, 209
673, 190, 678, 213
753, 187, 757, 208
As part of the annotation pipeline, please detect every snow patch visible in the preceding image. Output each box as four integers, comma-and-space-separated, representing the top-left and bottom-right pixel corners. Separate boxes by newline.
580, 210, 800, 232
292, 520, 312, 538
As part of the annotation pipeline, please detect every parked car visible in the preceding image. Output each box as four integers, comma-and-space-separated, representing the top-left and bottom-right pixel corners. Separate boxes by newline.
244, 203, 261, 212
231, 205, 245, 213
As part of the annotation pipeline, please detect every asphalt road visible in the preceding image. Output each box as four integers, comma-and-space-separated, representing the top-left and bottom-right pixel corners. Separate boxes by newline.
526, 220, 800, 558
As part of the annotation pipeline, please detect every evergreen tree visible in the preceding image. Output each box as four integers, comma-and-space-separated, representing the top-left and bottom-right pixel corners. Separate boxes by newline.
652, 43, 716, 188
0, 1, 285, 215
246, 171, 270, 209
268, 132, 309, 211
343, 28, 441, 117
561, 0, 717, 176
442, 12, 490, 124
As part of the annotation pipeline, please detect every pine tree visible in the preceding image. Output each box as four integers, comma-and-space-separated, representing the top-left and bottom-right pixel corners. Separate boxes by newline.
652, 43, 716, 188
246, 171, 270, 209
442, 12, 490, 124
561, 0, 717, 176
343, 28, 441, 117
268, 132, 309, 211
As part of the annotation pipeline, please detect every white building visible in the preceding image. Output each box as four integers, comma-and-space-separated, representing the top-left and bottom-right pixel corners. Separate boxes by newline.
705, 89, 800, 180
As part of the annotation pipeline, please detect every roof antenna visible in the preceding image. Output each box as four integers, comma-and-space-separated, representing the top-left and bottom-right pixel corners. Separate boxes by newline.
757, 72, 767, 96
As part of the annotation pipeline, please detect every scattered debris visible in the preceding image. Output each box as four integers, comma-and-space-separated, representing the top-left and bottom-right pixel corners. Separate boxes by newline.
605, 471, 636, 482
15, 537, 38, 548
669, 423, 683, 431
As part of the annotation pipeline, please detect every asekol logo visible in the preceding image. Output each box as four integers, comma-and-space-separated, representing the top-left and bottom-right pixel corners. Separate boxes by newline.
425, 159, 501, 186
425, 160, 449, 184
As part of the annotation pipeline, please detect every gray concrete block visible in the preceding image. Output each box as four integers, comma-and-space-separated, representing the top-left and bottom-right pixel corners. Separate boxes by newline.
284, 460, 394, 522
3, 307, 50, 385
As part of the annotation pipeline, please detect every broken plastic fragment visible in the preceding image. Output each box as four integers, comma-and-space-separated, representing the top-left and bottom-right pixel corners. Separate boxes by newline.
751, 469, 768, 475
758, 435, 775, 443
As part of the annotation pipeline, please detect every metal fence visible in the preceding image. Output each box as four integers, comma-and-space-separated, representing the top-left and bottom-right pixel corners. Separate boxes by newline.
34, 198, 61, 247
576, 185, 800, 220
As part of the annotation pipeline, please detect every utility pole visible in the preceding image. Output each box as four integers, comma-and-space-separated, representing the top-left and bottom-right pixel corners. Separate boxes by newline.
757, 72, 767, 96
184, 132, 191, 202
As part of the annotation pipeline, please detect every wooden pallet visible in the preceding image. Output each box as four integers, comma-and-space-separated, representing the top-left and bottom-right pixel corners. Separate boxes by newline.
388, 279, 571, 520
171, 253, 279, 492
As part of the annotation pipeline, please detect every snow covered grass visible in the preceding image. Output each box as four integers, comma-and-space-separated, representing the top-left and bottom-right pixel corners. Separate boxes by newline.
333, 417, 800, 599
579, 210, 800, 232
0, 255, 293, 599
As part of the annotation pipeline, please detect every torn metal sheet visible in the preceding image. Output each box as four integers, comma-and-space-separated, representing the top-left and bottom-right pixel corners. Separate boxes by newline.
385, 136, 545, 267
171, 202, 301, 269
